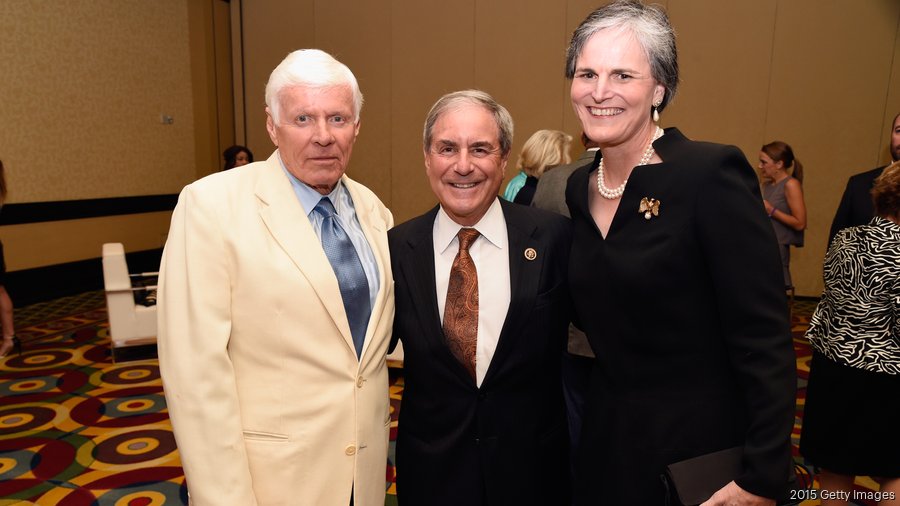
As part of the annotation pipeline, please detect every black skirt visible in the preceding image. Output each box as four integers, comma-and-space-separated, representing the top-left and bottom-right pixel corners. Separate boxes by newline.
800, 350, 900, 477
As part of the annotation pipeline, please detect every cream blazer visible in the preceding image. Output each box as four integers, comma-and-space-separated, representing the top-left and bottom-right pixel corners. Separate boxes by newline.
158, 152, 394, 506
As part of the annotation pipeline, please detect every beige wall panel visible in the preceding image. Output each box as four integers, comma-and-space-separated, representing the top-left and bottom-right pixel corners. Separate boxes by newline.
188, 0, 220, 178
0, 212, 173, 271
315, 0, 393, 206
665, 0, 776, 156
0, 1, 230, 273
390, 0, 477, 223
240, 0, 316, 161
214, 0, 236, 163
766, 0, 900, 296
0, 0, 196, 203
231, 1, 247, 145
879, 11, 900, 165
474, 0, 568, 188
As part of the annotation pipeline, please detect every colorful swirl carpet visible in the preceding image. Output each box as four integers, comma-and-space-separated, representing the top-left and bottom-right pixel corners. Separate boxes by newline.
0, 293, 882, 505
0, 291, 400, 506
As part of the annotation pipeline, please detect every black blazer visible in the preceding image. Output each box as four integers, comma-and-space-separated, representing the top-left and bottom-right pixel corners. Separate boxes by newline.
828, 165, 885, 244
566, 128, 796, 505
390, 199, 571, 506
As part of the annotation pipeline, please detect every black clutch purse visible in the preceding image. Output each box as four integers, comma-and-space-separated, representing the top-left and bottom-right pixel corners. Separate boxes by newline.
661, 446, 743, 506
661, 447, 799, 506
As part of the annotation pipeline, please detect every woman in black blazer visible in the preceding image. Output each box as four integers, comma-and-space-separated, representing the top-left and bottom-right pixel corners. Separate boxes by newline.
563, 2, 796, 505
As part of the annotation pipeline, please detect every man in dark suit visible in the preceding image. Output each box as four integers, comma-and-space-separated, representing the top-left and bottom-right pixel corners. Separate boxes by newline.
829, 112, 900, 242
530, 133, 597, 475
389, 90, 571, 506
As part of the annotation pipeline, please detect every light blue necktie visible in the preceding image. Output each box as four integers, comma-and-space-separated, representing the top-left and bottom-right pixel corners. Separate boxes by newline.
314, 198, 371, 358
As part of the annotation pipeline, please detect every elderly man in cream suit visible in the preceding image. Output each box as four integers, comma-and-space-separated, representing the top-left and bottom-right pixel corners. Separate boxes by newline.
158, 49, 394, 506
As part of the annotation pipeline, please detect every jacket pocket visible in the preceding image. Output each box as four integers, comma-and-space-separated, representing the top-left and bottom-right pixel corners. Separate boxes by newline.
243, 430, 289, 442
533, 282, 564, 310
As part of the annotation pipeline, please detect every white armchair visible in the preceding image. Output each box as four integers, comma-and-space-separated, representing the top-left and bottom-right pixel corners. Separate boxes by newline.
102, 243, 158, 361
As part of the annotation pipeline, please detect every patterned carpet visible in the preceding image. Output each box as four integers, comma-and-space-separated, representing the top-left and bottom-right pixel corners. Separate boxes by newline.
0, 291, 185, 505
0, 293, 883, 505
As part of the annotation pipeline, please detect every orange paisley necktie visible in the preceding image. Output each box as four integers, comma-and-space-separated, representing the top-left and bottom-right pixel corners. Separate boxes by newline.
443, 228, 480, 380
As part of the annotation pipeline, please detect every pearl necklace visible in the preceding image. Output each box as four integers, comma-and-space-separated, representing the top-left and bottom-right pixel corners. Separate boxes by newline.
596, 126, 664, 200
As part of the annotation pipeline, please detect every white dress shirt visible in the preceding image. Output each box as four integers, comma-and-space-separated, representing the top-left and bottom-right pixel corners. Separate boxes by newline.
433, 198, 511, 387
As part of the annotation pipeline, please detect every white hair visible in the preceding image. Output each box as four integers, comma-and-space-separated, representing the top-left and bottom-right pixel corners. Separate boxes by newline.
265, 49, 364, 123
566, 0, 678, 112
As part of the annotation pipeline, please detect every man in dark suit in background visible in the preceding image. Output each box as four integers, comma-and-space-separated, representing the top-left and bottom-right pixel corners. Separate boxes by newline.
389, 90, 571, 506
530, 132, 596, 476
829, 112, 900, 242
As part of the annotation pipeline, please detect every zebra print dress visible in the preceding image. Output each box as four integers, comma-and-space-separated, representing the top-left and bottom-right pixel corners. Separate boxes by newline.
805, 216, 900, 374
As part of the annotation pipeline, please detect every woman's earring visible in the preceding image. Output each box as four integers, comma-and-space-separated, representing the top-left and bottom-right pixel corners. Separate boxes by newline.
652, 101, 661, 123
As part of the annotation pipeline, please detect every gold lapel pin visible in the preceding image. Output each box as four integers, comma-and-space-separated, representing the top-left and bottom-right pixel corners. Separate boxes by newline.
639, 197, 660, 220
524, 247, 537, 261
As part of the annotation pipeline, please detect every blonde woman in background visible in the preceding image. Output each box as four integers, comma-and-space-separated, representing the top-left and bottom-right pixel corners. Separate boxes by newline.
509, 129, 573, 205
0, 159, 19, 358
759, 140, 807, 289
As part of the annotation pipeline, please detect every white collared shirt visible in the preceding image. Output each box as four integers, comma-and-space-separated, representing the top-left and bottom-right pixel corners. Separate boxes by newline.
433, 198, 511, 387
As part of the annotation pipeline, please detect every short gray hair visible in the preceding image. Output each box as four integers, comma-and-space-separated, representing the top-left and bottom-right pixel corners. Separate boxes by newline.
423, 90, 514, 157
265, 49, 364, 123
565, 0, 679, 112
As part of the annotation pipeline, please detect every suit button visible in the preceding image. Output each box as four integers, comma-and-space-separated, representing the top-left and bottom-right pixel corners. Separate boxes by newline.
345, 444, 357, 456
478, 392, 487, 400
356, 376, 365, 388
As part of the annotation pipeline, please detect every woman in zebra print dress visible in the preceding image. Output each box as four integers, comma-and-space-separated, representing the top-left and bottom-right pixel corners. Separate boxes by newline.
800, 160, 900, 506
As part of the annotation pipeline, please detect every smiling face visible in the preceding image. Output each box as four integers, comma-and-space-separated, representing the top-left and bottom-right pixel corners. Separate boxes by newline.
570, 28, 664, 153
265, 85, 360, 194
425, 103, 508, 226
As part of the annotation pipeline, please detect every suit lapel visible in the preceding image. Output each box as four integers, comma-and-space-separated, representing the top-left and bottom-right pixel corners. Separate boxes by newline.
343, 176, 390, 359
482, 201, 544, 385
254, 155, 356, 352
400, 208, 444, 343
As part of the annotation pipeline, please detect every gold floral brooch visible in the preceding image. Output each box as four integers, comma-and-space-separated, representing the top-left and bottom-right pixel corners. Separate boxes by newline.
639, 197, 660, 220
